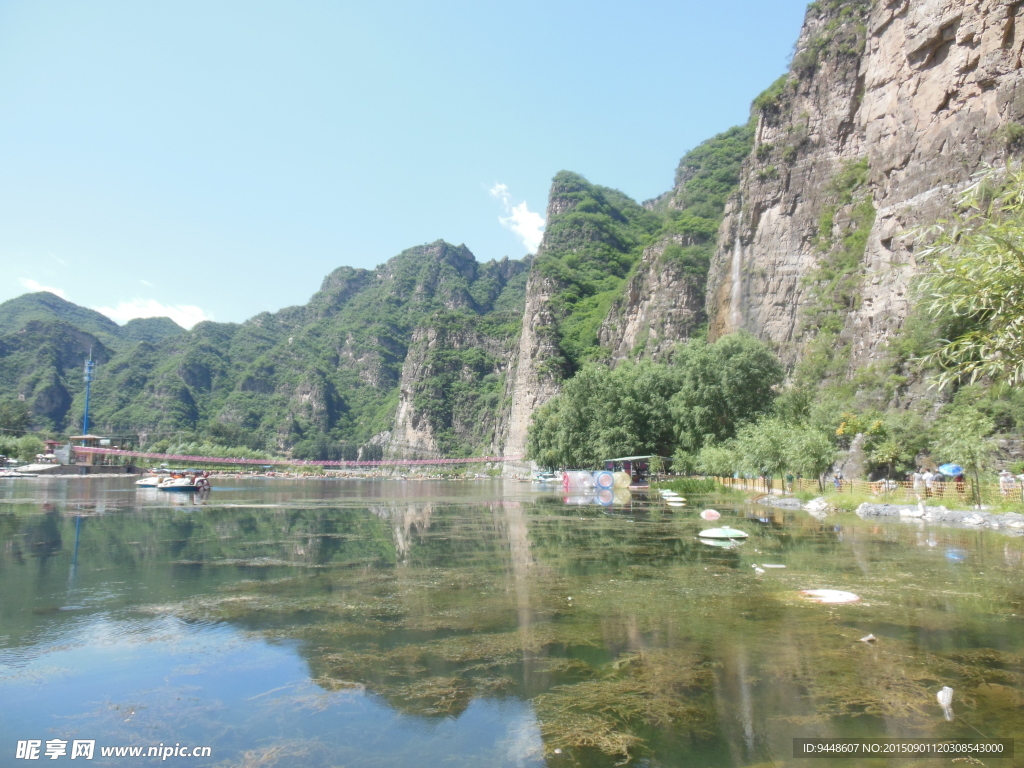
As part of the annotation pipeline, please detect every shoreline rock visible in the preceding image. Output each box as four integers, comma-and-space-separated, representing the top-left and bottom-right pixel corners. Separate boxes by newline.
855, 502, 1024, 533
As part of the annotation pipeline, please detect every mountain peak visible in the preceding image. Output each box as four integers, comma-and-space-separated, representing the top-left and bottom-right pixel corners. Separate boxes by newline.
0, 292, 121, 342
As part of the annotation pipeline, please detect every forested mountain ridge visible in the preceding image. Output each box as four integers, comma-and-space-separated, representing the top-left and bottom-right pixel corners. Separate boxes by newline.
0, 292, 183, 350
0, 293, 185, 431
6, 0, 1024, 466
1, 242, 529, 458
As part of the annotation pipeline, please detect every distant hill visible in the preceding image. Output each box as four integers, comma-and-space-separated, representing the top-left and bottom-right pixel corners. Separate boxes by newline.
0, 320, 112, 432
0, 292, 183, 348
0, 244, 530, 452
121, 316, 184, 344
0, 293, 184, 430
0, 292, 122, 348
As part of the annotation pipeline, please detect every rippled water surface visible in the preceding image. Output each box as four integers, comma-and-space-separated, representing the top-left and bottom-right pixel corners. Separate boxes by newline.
1, 477, 1023, 767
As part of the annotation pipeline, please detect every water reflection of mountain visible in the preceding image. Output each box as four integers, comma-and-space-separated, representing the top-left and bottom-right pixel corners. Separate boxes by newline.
2, 492, 1023, 766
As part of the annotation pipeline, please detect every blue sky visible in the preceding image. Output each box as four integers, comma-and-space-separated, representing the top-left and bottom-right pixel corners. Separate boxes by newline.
0, 0, 809, 327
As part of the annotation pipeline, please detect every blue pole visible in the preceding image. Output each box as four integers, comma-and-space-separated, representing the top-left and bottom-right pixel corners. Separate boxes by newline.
82, 352, 94, 436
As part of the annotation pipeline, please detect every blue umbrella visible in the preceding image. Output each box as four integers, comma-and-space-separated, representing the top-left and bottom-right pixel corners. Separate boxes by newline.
938, 463, 964, 476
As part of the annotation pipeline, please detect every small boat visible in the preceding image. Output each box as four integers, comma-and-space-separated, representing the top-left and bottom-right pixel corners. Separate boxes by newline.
700, 537, 741, 549
135, 475, 163, 487
531, 472, 560, 484
698, 527, 748, 539
0, 469, 37, 478
159, 474, 211, 492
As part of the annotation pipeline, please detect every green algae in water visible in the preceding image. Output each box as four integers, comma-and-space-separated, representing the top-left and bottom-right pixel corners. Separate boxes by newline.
3, 483, 1024, 767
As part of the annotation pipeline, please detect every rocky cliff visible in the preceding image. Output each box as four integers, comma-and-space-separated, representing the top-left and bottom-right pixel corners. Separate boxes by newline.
597, 236, 705, 364
496, 0, 1024, 462
706, 0, 1024, 369
498, 173, 663, 461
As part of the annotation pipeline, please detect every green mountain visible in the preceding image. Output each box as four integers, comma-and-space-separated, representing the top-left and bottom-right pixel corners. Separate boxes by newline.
120, 316, 184, 344
0, 292, 122, 348
0, 320, 112, 432
31, 241, 530, 458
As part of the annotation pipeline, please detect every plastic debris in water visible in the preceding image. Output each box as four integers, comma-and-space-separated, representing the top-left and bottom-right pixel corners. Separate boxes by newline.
859, 634, 877, 643
800, 589, 861, 604
753, 566, 766, 575
700, 509, 721, 521
945, 548, 968, 562
937, 686, 954, 721
698, 526, 747, 539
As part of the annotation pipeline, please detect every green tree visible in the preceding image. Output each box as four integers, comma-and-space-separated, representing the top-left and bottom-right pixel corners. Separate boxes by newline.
15, 435, 45, 463
670, 333, 784, 451
0, 399, 30, 434
917, 164, 1024, 385
786, 426, 837, 490
694, 442, 739, 477
930, 407, 996, 507
0, 435, 19, 461
734, 417, 789, 491
526, 360, 681, 468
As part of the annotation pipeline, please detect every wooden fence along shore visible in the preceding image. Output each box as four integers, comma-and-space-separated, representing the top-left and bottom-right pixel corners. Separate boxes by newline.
713, 475, 1024, 505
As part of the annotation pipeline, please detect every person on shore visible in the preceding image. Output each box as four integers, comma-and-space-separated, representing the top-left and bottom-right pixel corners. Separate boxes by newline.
833, 471, 843, 491
922, 469, 935, 497
912, 469, 924, 493
999, 470, 1016, 497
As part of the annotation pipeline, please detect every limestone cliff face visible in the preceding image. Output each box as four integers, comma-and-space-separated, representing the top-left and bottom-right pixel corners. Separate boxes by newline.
598, 236, 704, 364
390, 322, 515, 458
496, 171, 658, 462
498, 270, 564, 463
708, 0, 1024, 366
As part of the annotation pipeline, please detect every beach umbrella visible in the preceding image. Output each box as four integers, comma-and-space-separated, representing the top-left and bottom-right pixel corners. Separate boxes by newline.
938, 463, 964, 476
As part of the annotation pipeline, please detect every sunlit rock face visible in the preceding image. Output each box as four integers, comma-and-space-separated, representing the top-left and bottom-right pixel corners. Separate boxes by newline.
598, 236, 704, 365
499, 271, 564, 465
707, 0, 1024, 367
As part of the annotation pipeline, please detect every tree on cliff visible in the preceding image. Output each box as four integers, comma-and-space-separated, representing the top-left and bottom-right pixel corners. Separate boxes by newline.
918, 164, 1024, 386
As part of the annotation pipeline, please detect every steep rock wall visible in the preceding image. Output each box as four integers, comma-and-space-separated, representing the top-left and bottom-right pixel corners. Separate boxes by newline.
598, 236, 704, 363
390, 320, 515, 459
498, 270, 564, 463
708, 0, 1024, 366
497, 172, 664, 463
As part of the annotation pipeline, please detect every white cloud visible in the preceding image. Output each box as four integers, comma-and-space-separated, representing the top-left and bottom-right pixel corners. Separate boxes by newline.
20, 278, 67, 299
93, 299, 211, 329
139, 279, 153, 287
489, 183, 545, 253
